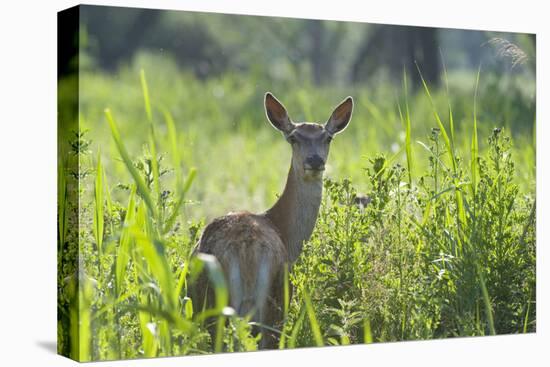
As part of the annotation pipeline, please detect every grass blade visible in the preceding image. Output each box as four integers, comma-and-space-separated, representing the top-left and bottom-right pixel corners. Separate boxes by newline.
175, 258, 191, 309
303, 290, 323, 347
115, 186, 137, 293
363, 318, 373, 344
398, 68, 413, 185
278, 264, 291, 349
103, 169, 114, 234
133, 204, 177, 310
193, 254, 228, 313
477, 263, 496, 335
288, 302, 306, 349
283, 264, 290, 322
141, 69, 161, 222
415, 62, 456, 173
523, 297, 531, 334
140, 68, 153, 123
162, 109, 182, 184
93, 150, 104, 256
193, 254, 229, 352
440, 48, 455, 147
104, 108, 158, 218
163, 167, 197, 234
471, 65, 481, 196
148, 131, 161, 221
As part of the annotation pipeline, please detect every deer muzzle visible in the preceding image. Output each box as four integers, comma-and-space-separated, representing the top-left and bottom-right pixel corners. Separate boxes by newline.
304, 155, 325, 172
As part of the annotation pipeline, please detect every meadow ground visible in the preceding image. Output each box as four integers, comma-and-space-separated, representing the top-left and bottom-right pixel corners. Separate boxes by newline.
57, 55, 535, 360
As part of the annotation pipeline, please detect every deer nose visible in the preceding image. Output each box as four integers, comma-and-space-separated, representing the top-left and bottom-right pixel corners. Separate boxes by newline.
304, 155, 325, 171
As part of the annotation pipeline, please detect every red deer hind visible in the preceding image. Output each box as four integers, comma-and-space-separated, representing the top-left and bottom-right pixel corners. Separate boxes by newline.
192, 92, 353, 348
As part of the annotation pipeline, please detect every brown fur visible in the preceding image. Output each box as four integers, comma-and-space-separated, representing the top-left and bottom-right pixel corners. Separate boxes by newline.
192, 212, 287, 348
197, 212, 287, 310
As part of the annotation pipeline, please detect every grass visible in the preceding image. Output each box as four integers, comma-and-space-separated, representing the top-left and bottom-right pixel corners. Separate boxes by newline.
57, 55, 536, 361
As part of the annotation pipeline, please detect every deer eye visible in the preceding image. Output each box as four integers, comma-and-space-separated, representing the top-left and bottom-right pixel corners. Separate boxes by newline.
326, 135, 333, 143
287, 135, 298, 144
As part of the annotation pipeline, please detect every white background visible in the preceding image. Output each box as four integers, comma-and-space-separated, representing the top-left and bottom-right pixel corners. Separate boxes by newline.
0, 0, 547, 365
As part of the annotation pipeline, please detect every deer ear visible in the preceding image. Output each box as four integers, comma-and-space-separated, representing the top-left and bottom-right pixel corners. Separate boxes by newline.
326, 96, 353, 135
265, 92, 294, 134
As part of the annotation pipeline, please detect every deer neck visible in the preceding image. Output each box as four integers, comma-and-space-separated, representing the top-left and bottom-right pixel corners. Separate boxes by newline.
265, 164, 323, 263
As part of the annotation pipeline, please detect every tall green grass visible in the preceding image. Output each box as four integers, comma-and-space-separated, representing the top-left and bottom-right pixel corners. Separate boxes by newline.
57, 62, 535, 360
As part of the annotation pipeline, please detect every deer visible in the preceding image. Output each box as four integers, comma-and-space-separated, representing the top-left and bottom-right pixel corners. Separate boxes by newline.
191, 92, 353, 349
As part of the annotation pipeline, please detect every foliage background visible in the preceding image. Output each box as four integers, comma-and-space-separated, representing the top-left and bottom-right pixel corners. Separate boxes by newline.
57, 5, 535, 361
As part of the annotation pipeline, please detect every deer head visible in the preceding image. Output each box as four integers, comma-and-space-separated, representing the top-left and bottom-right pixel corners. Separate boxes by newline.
264, 92, 353, 181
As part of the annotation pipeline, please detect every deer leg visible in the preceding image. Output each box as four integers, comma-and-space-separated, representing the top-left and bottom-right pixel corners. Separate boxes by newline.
227, 254, 243, 313
256, 253, 277, 349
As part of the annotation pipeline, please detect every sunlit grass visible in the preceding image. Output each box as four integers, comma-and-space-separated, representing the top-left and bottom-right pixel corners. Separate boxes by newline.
58, 58, 536, 360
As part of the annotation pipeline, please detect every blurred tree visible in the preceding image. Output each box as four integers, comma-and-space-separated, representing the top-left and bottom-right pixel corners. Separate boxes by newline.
306, 20, 347, 85
351, 25, 440, 87
81, 6, 228, 77
77, 5, 534, 95
81, 6, 160, 70
58, 6, 80, 76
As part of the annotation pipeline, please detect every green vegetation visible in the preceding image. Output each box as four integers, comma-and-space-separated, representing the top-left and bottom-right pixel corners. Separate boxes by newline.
57, 56, 535, 361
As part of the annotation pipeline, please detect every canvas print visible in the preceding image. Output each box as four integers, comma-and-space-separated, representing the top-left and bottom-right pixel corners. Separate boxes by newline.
57, 5, 536, 361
